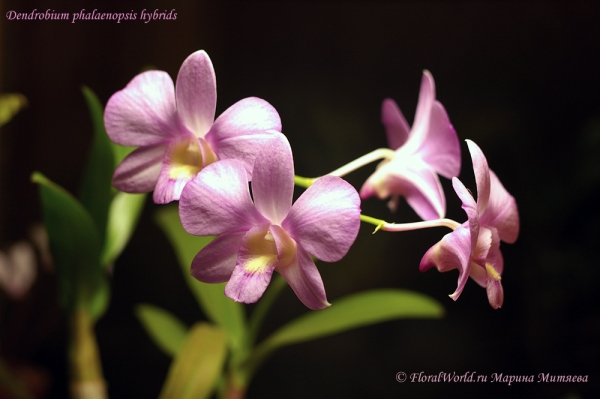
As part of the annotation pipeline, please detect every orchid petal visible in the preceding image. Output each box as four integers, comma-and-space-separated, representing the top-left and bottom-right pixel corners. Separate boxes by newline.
206, 97, 282, 143
368, 158, 446, 220
419, 225, 472, 301
283, 176, 360, 262
466, 140, 491, 214
191, 233, 245, 283
277, 245, 330, 310
486, 276, 504, 309
471, 226, 492, 267
250, 134, 294, 224
413, 70, 436, 134
153, 135, 204, 204
381, 98, 410, 150
105, 71, 182, 146
210, 130, 281, 180
112, 144, 167, 193
418, 101, 461, 179
179, 159, 266, 236
452, 177, 479, 251
481, 171, 520, 244
175, 50, 216, 137
224, 224, 277, 304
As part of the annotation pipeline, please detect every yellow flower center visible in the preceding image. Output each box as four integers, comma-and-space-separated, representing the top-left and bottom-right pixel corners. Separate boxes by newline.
244, 226, 297, 274
485, 263, 502, 281
168, 137, 218, 180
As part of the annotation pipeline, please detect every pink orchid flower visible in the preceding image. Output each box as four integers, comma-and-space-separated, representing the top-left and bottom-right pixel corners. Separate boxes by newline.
420, 140, 519, 309
360, 71, 461, 220
179, 134, 361, 309
104, 50, 282, 204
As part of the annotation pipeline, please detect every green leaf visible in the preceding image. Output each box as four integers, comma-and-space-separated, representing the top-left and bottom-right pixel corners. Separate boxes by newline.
135, 304, 188, 357
101, 192, 146, 266
78, 87, 115, 241
32, 172, 109, 320
154, 205, 247, 352
248, 289, 443, 375
0, 93, 27, 127
159, 322, 227, 399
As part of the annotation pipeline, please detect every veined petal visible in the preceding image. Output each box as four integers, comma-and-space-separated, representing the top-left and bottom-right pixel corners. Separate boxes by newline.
206, 97, 282, 142
224, 224, 277, 304
466, 140, 491, 214
407, 70, 436, 149
452, 177, 479, 251
251, 134, 294, 224
417, 101, 461, 179
486, 276, 504, 309
413, 70, 436, 131
191, 232, 245, 283
381, 98, 410, 150
277, 245, 330, 310
283, 176, 360, 262
175, 50, 216, 137
179, 159, 266, 236
105, 71, 183, 146
419, 225, 472, 301
481, 171, 520, 244
113, 144, 167, 193
209, 130, 281, 180
369, 157, 446, 220
153, 136, 204, 204
471, 226, 492, 268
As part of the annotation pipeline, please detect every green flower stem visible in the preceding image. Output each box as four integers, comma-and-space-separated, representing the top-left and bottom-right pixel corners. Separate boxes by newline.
68, 308, 108, 399
293, 175, 315, 189
359, 213, 460, 233
294, 148, 395, 189
325, 148, 395, 177
247, 273, 288, 347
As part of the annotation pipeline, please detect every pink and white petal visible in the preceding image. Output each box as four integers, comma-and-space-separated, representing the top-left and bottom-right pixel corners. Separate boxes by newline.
359, 161, 391, 200
225, 263, 275, 304
179, 159, 266, 236
251, 134, 294, 224
418, 101, 461, 179
208, 130, 281, 180
224, 224, 277, 304
206, 97, 282, 143
175, 50, 217, 137
419, 225, 472, 301
112, 144, 167, 193
381, 98, 410, 150
410, 70, 436, 143
278, 245, 330, 310
484, 228, 504, 309
452, 177, 479, 250
105, 71, 182, 146
153, 135, 211, 204
378, 158, 446, 220
465, 140, 491, 214
191, 232, 246, 283
481, 170, 519, 244
486, 278, 504, 309
486, 227, 504, 276
469, 262, 488, 288
471, 226, 492, 268
283, 176, 360, 262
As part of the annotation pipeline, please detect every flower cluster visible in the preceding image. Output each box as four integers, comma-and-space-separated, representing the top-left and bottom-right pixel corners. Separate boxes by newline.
105, 50, 519, 309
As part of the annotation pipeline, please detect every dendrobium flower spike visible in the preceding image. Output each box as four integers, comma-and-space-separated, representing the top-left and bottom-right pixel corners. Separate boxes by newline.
419, 140, 519, 309
360, 70, 461, 220
179, 133, 361, 309
104, 50, 282, 204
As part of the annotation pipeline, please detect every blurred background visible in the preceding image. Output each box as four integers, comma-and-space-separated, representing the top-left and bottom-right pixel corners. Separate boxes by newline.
1, 1, 599, 398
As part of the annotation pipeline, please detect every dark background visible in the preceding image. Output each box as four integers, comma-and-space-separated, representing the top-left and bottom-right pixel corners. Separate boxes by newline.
1, 1, 599, 398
